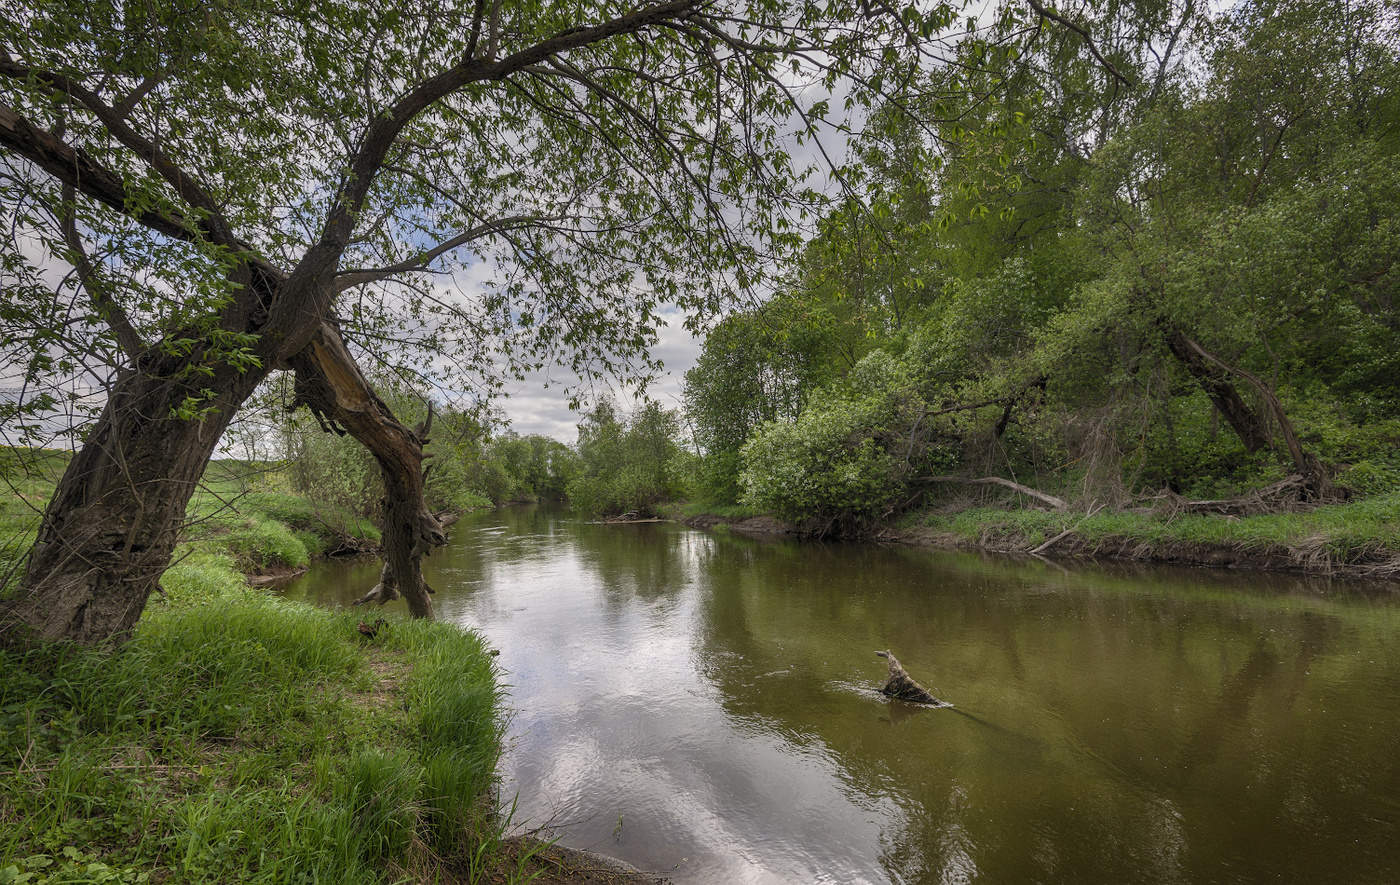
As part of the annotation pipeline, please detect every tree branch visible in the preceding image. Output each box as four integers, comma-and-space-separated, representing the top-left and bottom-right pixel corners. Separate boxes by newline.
1025, 0, 1134, 89
311, 0, 703, 265
58, 183, 146, 362
0, 58, 236, 246
0, 104, 196, 243
333, 214, 558, 290
917, 475, 1069, 511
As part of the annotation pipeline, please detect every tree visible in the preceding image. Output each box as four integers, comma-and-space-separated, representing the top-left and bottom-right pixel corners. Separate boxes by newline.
2, 0, 1058, 642
567, 399, 684, 516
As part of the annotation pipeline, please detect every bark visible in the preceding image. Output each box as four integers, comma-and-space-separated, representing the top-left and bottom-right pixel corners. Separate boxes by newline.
288, 322, 445, 618
874, 650, 944, 705
1164, 327, 1334, 499
0, 317, 444, 644
1162, 325, 1272, 453
0, 357, 268, 643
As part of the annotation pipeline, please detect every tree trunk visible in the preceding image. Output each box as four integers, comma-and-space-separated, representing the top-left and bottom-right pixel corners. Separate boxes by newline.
1162, 325, 1272, 453
1, 359, 267, 643
1164, 326, 1334, 500
1, 319, 445, 643
288, 322, 445, 617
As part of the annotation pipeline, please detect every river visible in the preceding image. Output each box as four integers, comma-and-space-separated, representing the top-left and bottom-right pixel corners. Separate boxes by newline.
281, 504, 1400, 883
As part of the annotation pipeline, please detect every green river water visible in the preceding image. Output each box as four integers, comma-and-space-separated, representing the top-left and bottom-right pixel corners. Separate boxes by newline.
281, 505, 1400, 883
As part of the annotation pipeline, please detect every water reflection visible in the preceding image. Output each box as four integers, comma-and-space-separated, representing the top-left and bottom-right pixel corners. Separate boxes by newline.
282, 505, 1400, 883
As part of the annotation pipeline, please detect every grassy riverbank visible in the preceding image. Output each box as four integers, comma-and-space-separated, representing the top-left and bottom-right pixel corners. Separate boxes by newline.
896, 493, 1400, 578
675, 492, 1400, 580
1, 449, 381, 591
1, 451, 527, 882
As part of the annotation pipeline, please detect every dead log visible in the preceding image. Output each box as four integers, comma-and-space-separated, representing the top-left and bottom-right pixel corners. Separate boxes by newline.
918, 475, 1069, 511
875, 650, 945, 705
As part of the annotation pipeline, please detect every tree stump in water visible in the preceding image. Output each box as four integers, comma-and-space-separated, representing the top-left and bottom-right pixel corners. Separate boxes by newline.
875, 650, 944, 705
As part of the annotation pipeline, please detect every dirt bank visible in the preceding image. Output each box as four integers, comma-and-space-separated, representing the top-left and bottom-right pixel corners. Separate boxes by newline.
679, 513, 796, 537
886, 525, 1400, 581
676, 509, 1400, 582
501, 838, 672, 884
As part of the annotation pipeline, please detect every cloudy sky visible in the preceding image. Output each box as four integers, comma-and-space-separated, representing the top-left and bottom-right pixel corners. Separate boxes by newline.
493, 307, 703, 443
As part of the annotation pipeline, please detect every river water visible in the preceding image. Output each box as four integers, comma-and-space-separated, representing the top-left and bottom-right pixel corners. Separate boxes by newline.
282, 505, 1400, 883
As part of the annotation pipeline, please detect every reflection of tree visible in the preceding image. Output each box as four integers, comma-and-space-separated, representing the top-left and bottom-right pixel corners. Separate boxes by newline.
572, 522, 691, 607
1176, 637, 1278, 778
686, 530, 1397, 883
293, 507, 1400, 883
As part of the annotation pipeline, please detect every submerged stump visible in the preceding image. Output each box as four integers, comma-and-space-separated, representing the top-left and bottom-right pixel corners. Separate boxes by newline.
875, 650, 945, 705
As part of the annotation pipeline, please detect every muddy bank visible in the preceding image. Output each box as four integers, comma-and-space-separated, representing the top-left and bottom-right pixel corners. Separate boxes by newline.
503, 838, 671, 884
241, 508, 469, 589
886, 525, 1400, 581
676, 510, 1399, 582
679, 513, 795, 537
245, 565, 310, 586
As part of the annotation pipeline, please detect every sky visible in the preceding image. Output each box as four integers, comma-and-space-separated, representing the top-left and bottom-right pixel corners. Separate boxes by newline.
494, 307, 703, 443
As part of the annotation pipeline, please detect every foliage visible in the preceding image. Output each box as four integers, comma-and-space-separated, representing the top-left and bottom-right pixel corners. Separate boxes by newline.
684, 0, 1400, 530
479, 433, 578, 505
740, 350, 934, 530
566, 400, 686, 517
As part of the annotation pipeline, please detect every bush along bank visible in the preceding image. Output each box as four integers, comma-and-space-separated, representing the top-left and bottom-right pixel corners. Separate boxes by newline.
670, 492, 1400, 582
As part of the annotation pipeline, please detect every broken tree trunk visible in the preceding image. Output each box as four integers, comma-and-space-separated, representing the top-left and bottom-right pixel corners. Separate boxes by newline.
875, 650, 945, 705
1164, 327, 1334, 500
288, 321, 445, 618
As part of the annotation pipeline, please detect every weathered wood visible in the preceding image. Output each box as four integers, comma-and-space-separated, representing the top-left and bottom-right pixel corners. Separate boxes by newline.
289, 322, 445, 618
875, 650, 945, 705
919, 475, 1069, 511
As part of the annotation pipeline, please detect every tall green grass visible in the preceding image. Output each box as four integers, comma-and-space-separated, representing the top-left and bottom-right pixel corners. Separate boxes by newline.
0, 450, 381, 593
1, 577, 513, 883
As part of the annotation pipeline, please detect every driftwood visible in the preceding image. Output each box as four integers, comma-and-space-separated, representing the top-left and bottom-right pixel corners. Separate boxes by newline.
919, 475, 1069, 511
1156, 474, 1329, 518
875, 650, 945, 705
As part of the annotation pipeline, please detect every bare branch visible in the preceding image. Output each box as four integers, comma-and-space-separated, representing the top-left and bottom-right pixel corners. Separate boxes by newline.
58, 183, 146, 361
1025, 0, 1134, 89
334, 214, 558, 290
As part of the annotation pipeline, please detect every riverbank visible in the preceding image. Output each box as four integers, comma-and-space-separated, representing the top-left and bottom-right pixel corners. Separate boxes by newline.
676, 492, 1400, 582
0, 454, 535, 882
0, 565, 524, 882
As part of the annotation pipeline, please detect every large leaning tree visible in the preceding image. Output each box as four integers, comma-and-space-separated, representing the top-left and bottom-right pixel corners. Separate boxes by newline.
0, 0, 1076, 643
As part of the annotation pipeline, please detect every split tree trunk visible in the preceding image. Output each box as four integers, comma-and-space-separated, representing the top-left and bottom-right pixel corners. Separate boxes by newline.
2, 321, 446, 644
1162, 325, 1272, 453
1163, 326, 1334, 500
288, 322, 445, 618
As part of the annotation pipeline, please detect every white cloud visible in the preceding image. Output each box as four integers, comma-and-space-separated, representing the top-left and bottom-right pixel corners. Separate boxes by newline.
498, 308, 703, 443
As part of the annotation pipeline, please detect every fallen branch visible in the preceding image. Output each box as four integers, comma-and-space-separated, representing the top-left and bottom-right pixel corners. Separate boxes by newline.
918, 475, 1069, 511
1029, 528, 1075, 555
874, 650, 945, 705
